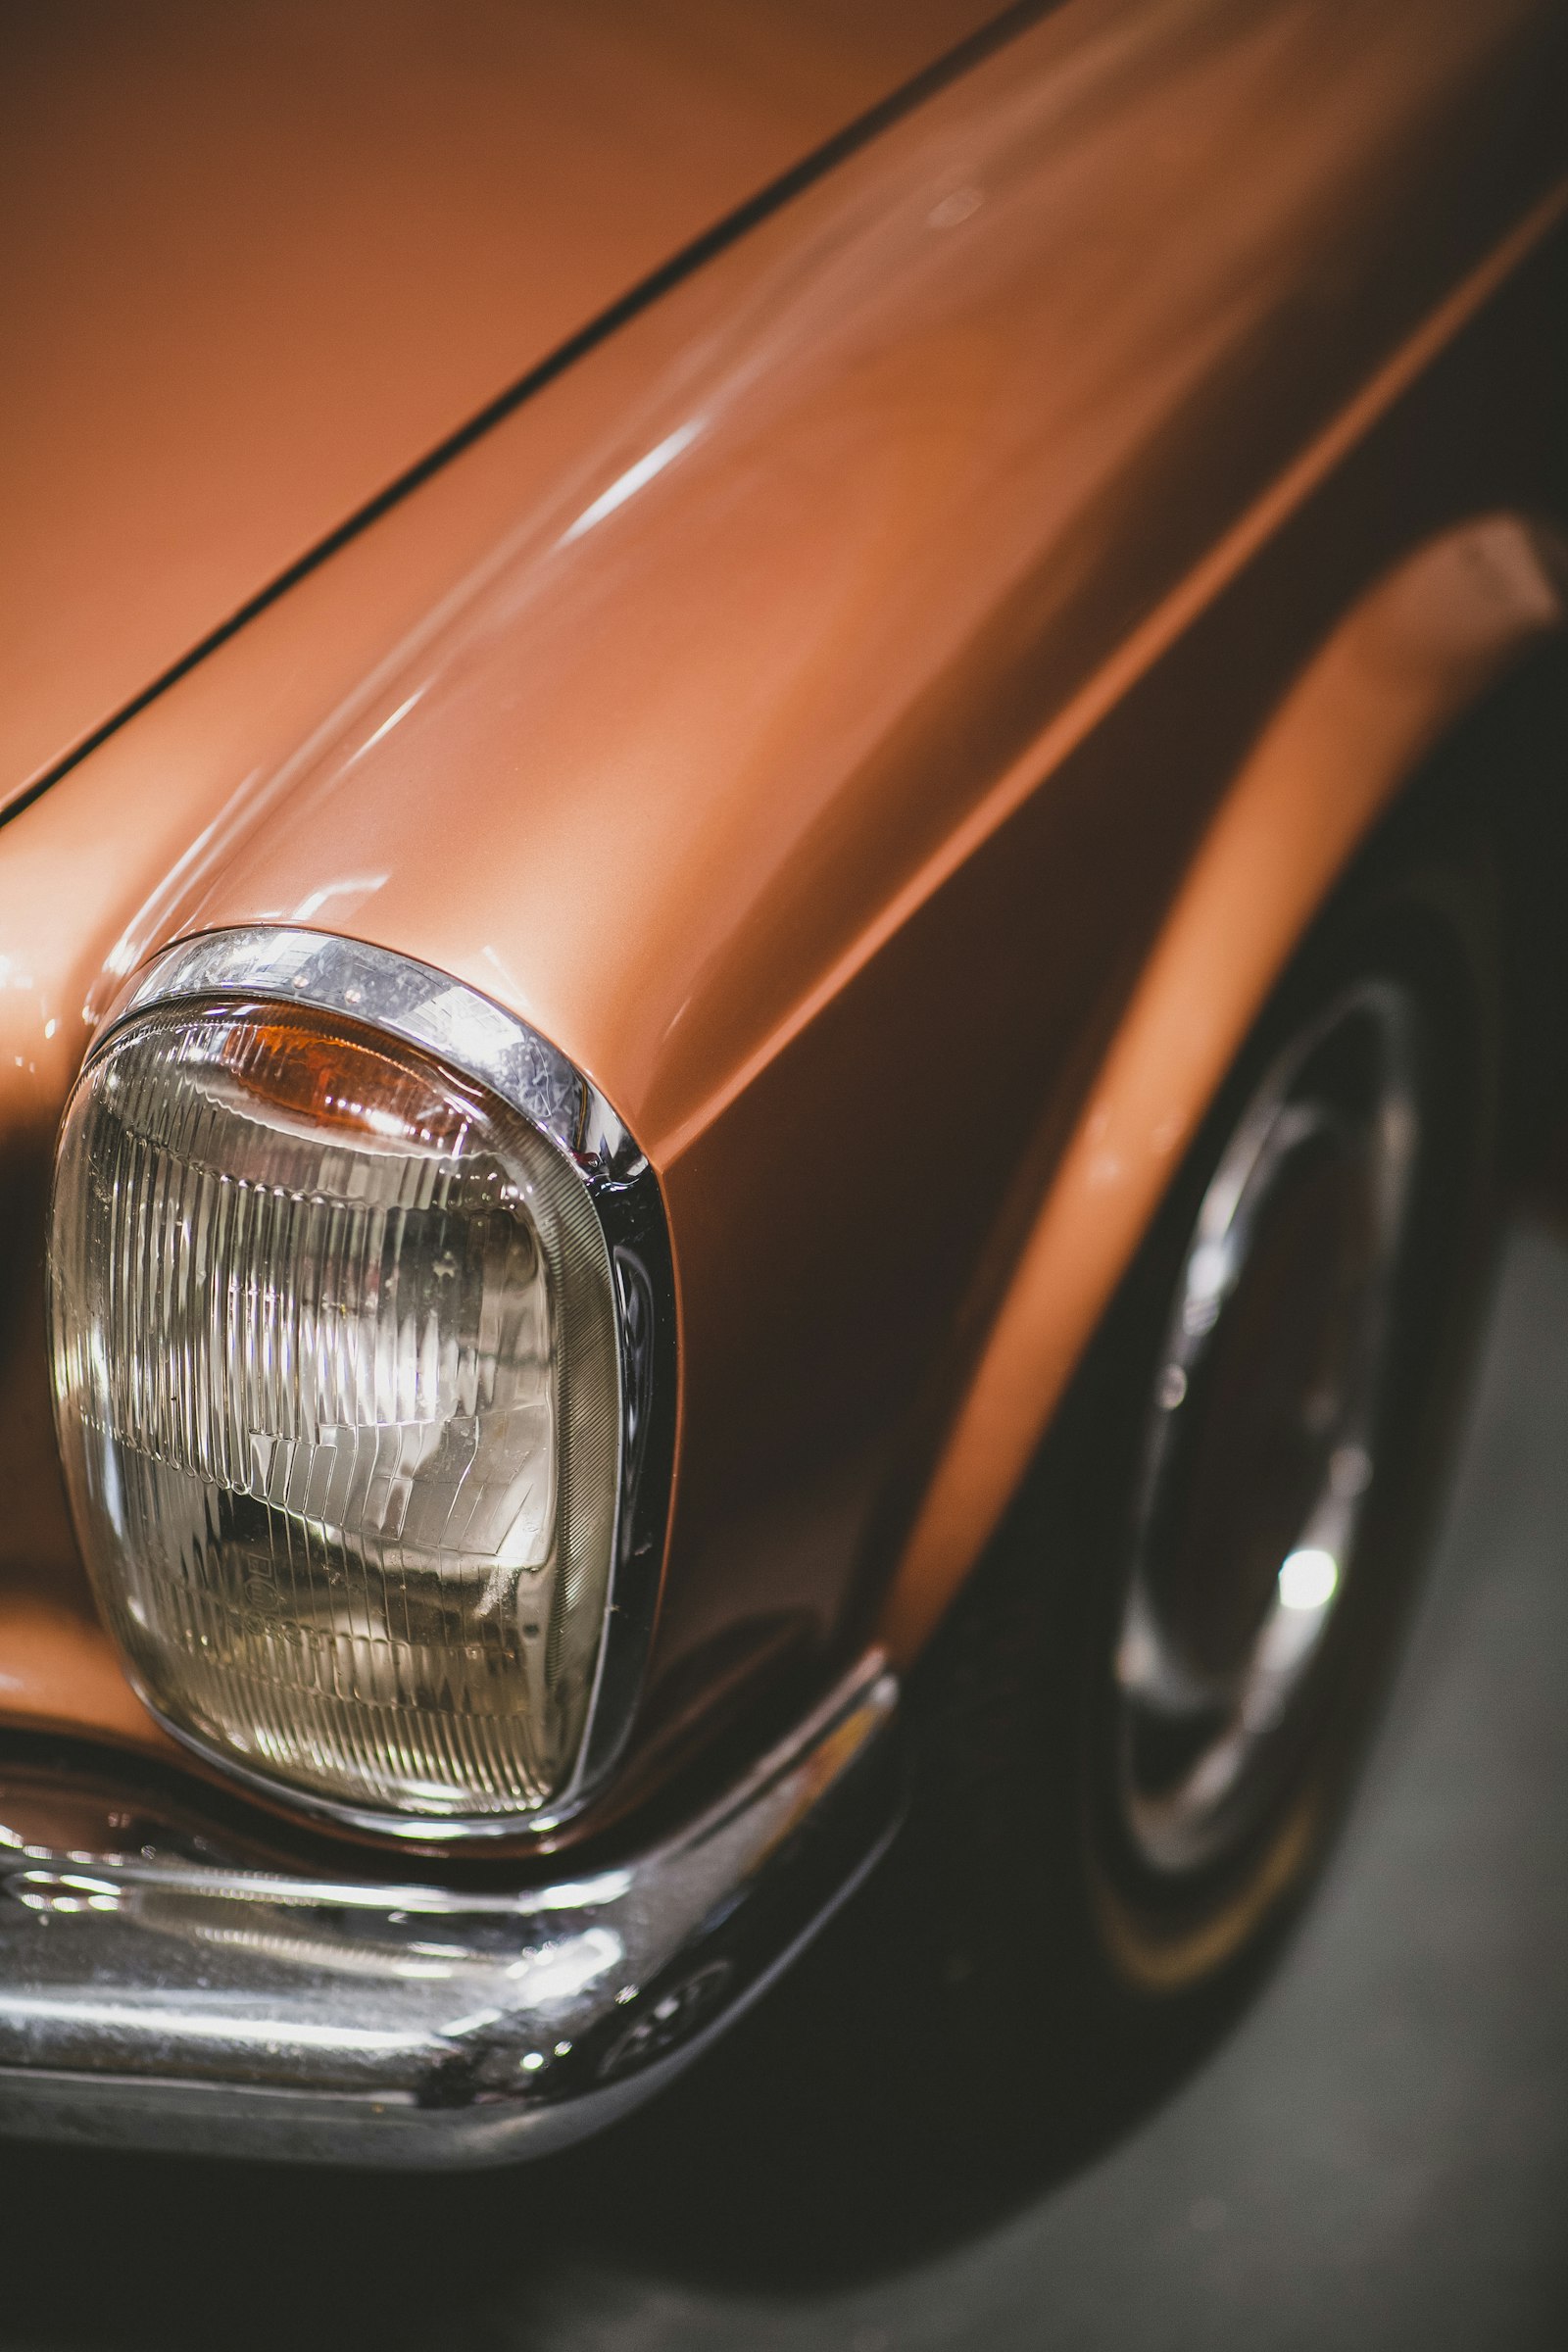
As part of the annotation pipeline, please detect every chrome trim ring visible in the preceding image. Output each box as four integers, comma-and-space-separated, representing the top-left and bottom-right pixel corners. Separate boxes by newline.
110, 927, 633, 1174
1112, 979, 1424, 1876
81, 925, 677, 1840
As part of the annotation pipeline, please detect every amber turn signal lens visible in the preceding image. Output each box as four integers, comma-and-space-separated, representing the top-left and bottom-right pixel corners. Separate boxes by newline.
48, 1002, 620, 1832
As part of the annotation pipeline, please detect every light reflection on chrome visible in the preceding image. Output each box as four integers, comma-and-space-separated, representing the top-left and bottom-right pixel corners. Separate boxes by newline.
0, 1654, 898, 2166
1114, 980, 1424, 1875
1277, 1546, 1339, 1613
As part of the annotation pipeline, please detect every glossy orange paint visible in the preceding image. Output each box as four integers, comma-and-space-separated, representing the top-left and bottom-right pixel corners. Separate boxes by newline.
885, 513, 1568, 1660
0, 0, 1005, 799
0, 0, 1564, 1840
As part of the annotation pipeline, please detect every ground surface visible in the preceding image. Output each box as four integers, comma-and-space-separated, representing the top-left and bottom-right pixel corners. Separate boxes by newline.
4, 1224, 1567, 2349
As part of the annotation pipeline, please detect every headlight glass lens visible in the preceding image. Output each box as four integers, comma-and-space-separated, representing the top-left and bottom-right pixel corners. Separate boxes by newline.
49, 1002, 620, 1830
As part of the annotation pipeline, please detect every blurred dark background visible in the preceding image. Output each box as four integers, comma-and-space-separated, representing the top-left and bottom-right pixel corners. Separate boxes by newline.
1, 1214, 1565, 2347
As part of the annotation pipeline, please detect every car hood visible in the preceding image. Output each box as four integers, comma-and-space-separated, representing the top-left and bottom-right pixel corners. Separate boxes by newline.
0, 0, 1000, 806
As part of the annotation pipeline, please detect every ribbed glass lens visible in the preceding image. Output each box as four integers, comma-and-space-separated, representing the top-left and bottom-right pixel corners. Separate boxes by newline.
48, 1002, 620, 1829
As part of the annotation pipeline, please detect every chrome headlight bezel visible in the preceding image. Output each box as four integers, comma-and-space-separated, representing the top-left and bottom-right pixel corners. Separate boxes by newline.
50, 926, 676, 1842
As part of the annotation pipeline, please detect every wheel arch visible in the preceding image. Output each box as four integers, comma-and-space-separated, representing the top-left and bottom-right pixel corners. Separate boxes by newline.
880, 511, 1568, 1663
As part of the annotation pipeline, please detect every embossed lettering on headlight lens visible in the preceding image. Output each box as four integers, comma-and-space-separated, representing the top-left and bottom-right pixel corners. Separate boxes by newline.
48, 1004, 619, 1830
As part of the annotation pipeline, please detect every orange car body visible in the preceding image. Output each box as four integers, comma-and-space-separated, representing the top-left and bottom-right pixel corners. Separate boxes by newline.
1, 0, 1565, 1860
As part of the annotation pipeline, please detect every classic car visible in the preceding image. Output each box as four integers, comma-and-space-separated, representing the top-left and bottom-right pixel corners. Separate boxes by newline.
0, 0, 1564, 2165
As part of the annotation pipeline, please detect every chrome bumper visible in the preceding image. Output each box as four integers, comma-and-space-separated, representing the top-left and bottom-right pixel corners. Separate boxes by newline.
0, 1657, 898, 2167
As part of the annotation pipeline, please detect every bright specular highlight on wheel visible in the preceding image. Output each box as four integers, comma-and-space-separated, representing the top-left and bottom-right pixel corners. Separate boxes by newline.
1112, 980, 1425, 1877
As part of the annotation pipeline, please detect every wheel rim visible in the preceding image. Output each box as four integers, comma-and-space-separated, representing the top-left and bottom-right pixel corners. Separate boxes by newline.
1112, 978, 1426, 1877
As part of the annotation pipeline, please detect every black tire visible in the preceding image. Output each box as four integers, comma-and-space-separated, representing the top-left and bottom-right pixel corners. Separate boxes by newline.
898, 793, 1500, 2155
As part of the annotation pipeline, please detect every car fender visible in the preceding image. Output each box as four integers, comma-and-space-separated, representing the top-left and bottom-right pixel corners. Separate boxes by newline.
883, 511, 1568, 1659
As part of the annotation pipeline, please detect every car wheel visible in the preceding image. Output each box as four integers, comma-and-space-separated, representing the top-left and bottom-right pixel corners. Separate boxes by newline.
903, 800, 1499, 2150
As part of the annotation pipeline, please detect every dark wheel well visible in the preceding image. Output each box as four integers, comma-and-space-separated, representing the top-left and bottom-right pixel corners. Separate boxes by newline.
1450, 640, 1568, 1194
